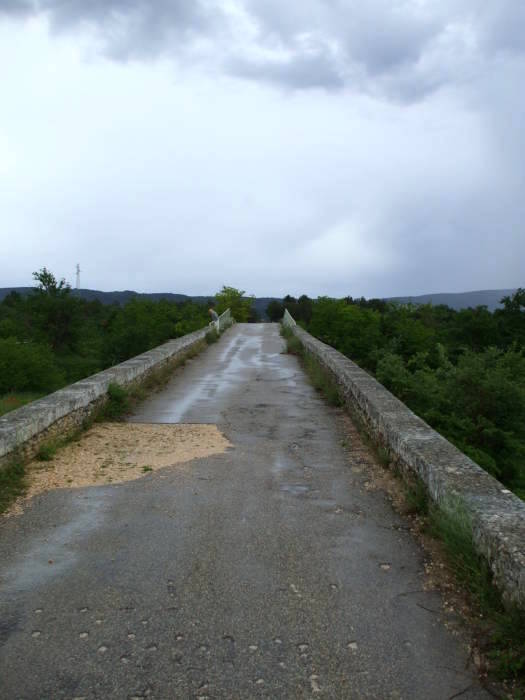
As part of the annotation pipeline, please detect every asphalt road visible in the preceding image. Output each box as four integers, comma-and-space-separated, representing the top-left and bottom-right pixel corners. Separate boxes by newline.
0, 323, 490, 699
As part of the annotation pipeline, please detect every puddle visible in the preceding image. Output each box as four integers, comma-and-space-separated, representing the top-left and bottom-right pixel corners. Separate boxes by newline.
314, 498, 337, 510
272, 455, 295, 475
280, 484, 310, 496
133, 329, 297, 423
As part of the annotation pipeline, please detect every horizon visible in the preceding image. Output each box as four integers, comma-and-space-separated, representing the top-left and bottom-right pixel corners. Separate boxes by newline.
0, 281, 518, 302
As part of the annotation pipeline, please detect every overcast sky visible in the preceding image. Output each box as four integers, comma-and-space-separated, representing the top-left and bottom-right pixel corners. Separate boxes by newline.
1, 1, 524, 298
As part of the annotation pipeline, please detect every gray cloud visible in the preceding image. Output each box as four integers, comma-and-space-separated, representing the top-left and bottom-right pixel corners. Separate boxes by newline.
0, 0, 33, 14
2, 0, 524, 100
228, 48, 344, 91
248, 0, 438, 74
0, 1, 523, 299
476, 3, 525, 55
1, 0, 217, 60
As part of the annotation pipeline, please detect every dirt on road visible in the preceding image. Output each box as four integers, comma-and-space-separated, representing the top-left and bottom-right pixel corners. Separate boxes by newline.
7, 423, 231, 516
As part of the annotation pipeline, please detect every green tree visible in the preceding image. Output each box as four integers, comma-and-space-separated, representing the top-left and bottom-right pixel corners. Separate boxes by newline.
215, 286, 253, 322
0, 338, 64, 393
309, 297, 382, 370
302, 293, 525, 496
32, 267, 71, 297
266, 300, 284, 321
496, 288, 525, 347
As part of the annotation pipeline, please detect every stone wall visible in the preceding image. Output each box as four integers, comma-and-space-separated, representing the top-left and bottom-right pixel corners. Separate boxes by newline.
0, 321, 223, 470
282, 313, 525, 610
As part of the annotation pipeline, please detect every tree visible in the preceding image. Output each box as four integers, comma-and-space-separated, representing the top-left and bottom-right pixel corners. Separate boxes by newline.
497, 288, 525, 348
0, 337, 64, 393
28, 268, 80, 351
500, 288, 525, 313
215, 286, 253, 322
32, 267, 70, 297
266, 300, 284, 322
296, 295, 313, 324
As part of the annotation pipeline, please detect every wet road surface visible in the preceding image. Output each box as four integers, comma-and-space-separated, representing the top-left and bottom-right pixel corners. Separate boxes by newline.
0, 324, 490, 698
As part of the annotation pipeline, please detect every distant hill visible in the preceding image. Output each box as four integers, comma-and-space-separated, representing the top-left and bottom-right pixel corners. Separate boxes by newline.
385, 289, 517, 312
0, 287, 517, 315
0, 287, 207, 305
0, 287, 281, 319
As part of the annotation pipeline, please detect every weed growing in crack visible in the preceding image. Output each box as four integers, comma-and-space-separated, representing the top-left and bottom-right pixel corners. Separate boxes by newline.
100, 383, 130, 420
0, 457, 27, 514
36, 441, 59, 461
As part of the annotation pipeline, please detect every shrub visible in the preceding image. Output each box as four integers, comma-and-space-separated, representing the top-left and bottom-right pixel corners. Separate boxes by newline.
0, 338, 64, 393
36, 442, 58, 461
205, 327, 219, 344
102, 383, 130, 419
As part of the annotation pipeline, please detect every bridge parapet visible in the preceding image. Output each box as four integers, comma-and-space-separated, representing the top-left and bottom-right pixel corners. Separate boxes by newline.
218, 308, 232, 331
283, 312, 525, 610
283, 308, 296, 327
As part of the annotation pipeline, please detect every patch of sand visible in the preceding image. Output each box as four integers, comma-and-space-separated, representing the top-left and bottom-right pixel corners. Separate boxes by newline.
14, 423, 231, 512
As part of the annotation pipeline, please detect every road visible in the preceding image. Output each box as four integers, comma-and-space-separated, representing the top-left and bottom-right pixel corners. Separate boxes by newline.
0, 323, 490, 698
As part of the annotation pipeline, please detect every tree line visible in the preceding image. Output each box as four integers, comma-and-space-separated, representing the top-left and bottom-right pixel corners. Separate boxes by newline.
271, 291, 525, 498
0, 271, 254, 402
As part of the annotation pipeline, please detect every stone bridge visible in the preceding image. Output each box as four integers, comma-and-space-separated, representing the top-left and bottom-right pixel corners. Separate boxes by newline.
0, 322, 521, 698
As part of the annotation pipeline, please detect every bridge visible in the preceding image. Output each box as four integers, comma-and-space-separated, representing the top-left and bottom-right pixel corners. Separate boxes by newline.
0, 320, 522, 698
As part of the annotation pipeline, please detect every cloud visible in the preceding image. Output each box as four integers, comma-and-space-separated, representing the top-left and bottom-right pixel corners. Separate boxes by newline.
1, 0, 524, 100
0, 0, 32, 15
228, 44, 344, 90
475, 3, 525, 56
0, 3, 523, 299
0, 0, 218, 61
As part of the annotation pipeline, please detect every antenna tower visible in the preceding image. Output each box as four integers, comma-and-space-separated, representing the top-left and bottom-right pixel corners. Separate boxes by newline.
76, 263, 80, 290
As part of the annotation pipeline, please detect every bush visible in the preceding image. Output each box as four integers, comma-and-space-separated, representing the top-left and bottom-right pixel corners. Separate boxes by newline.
304, 292, 525, 496
36, 442, 58, 461
266, 300, 284, 321
205, 327, 219, 344
102, 383, 130, 419
215, 286, 253, 322
0, 338, 64, 393
375, 346, 525, 493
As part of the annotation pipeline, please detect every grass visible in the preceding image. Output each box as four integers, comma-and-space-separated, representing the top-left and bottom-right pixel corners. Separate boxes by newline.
428, 500, 525, 685
375, 445, 391, 468
403, 476, 430, 516
36, 441, 59, 461
282, 321, 525, 691
0, 392, 45, 417
205, 327, 220, 344
281, 324, 342, 406
0, 458, 27, 515
397, 478, 525, 688
99, 382, 131, 420
303, 354, 342, 406
33, 420, 93, 467
429, 500, 498, 610
386, 463, 525, 689
140, 341, 205, 390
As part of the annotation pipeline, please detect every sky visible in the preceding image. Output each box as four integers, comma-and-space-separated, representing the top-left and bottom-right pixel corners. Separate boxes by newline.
1, 1, 524, 298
